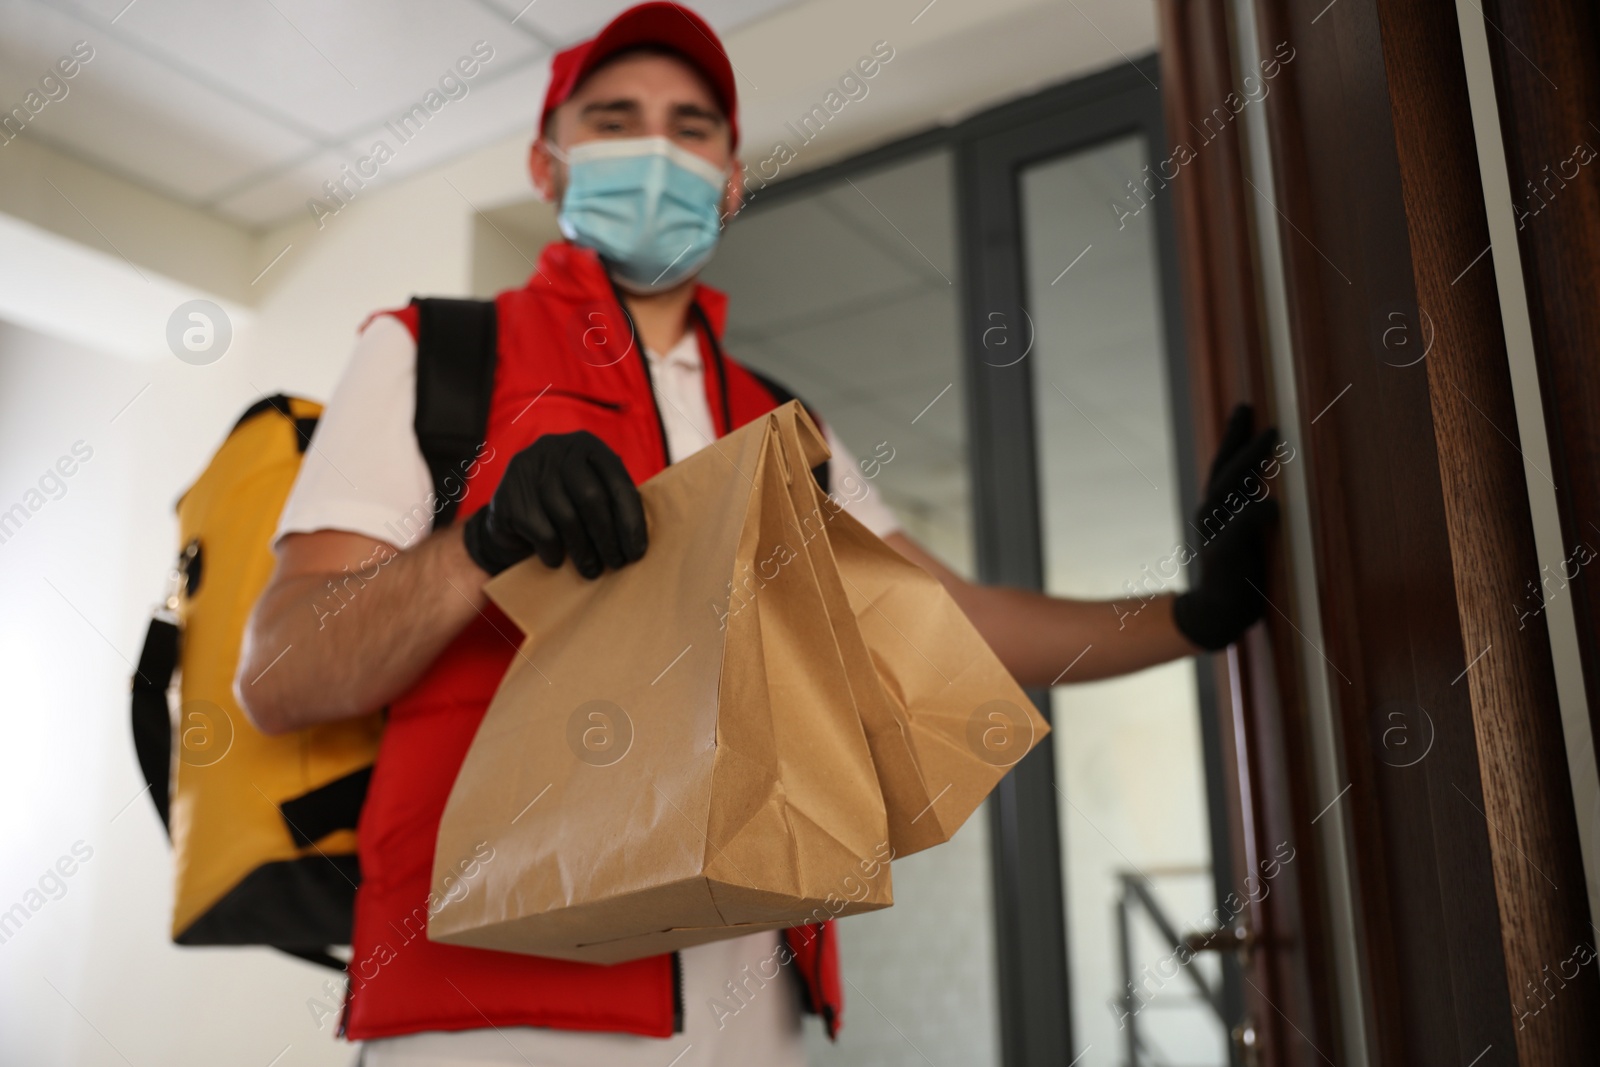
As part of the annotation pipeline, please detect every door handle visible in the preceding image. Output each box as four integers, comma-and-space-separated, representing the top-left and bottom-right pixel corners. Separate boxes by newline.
1184, 924, 1259, 1063
1182, 922, 1255, 962
1232, 1020, 1262, 1067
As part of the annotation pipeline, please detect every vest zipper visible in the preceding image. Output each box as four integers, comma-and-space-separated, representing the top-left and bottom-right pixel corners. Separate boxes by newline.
605, 273, 674, 465
604, 271, 736, 454
817, 921, 838, 1036
690, 301, 735, 436
672, 950, 685, 1033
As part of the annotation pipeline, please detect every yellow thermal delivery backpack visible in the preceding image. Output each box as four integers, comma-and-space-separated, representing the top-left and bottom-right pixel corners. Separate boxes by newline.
132, 395, 382, 967
131, 298, 500, 967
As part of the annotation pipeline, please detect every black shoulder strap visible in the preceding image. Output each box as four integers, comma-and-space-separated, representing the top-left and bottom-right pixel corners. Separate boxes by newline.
412, 298, 499, 527
744, 367, 831, 496
233, 394, 317, 453
130, 616, 178, 835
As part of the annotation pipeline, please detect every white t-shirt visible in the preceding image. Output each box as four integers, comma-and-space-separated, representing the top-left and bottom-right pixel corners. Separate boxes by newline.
277, 312, 898, 1065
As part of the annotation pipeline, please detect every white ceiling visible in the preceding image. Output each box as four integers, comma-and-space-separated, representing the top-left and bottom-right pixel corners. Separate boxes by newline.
0, 0, 799, 228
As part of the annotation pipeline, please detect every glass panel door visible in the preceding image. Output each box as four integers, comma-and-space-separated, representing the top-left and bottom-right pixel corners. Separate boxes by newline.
1020, 136, 1230, 1066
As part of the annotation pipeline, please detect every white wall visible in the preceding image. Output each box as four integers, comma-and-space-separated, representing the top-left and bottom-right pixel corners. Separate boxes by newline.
0, 319, 365, 1067
0, 89, 497, 1067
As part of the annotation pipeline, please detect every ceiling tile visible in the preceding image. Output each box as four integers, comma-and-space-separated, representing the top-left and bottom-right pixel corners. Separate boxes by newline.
333, 57, 549, 195
0, 0, 316, 201
482, 0, 802, 49
815, 152, 959, 281
474, 0, 609, 46
703, 203, 927, 335
705, 149, 959, 384
743, 288, 963, 425
209, 147, 362, 229
62, 0, 545, 141
210, 56, 550, 228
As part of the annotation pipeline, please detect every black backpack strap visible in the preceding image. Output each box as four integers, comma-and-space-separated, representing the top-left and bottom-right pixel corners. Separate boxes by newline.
277, 946, 348, 971
234, 394, 317, 453
278, 766, 372, 848
744, 367, 831, 496
130, 616, 178, 834
411, 298, 499, 528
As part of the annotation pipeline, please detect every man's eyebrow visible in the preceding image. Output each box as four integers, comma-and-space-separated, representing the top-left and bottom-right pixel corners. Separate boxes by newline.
578, 99, 642, 118
670, 103, 724, 125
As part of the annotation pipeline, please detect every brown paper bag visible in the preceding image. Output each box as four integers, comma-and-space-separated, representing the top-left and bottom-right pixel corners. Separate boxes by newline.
428, 404, 894, 965
764, 403, 1050, 856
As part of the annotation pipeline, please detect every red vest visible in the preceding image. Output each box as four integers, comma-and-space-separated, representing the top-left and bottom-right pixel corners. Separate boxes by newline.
342, 242, 843, 1042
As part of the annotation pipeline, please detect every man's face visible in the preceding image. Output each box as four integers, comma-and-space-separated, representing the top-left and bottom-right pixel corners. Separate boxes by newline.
532, 51, 740, 214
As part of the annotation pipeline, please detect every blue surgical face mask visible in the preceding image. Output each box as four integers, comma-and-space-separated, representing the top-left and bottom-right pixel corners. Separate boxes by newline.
551, 136, 729, 294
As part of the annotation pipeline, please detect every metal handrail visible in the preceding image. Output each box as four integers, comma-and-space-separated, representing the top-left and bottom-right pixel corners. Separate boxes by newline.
1115, 868, 1228, 1067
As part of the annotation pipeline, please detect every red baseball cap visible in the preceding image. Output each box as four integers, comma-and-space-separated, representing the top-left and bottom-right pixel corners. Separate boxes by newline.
539, 2, 740, 149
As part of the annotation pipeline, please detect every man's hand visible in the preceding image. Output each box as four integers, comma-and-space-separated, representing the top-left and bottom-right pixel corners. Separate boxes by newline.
462, 430, 648, 580
1173, 404, 1281, 651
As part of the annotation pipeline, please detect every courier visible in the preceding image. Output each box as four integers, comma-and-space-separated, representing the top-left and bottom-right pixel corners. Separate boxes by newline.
235, 4, 1278, 1062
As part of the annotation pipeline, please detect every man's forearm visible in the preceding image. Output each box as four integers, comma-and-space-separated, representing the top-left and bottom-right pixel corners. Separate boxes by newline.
883, 531, 1201, 687
236, 525, 490, 733
958, 585, 1200, 688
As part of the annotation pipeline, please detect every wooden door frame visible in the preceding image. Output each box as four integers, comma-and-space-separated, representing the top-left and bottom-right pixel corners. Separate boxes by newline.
1158, 0, 1600, 1062
1478, 0, 1600, 801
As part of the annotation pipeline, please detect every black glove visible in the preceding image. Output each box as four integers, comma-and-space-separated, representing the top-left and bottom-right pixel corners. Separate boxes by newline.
462, 431, 648, 580
1173, 405, 1281, 650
